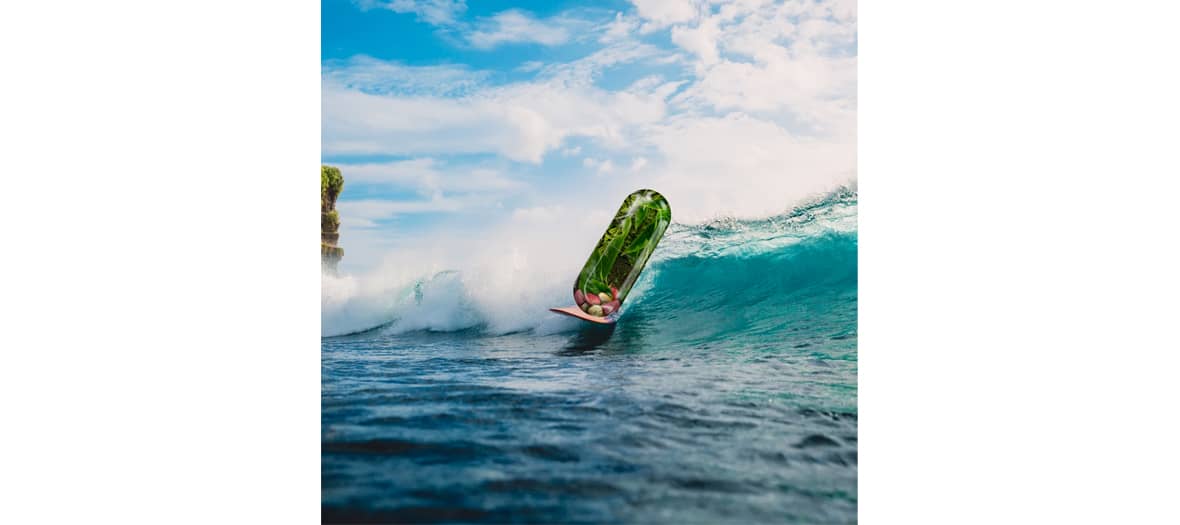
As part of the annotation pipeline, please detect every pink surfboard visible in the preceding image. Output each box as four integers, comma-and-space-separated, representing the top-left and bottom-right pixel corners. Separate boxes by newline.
550, 189, 671, 324
549, 306, 618, 324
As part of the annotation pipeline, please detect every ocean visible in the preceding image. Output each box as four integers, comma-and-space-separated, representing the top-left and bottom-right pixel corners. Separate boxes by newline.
322, 190, 857, 523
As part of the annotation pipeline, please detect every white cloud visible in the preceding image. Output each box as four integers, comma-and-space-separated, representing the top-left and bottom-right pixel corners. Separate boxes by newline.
600, 12, 640, 43
331, 159, 526, 244
322, 55, 488, 96
467, 10, 572, 49
630, 157, 648, 172
353, 3, 601, 51
355, 0, 466, 25
511, 205, 611, 232
335, 158, 524, 195
670, 12, 721, 64
639, 113, 855, 222
631, 0, 699, 31
678, 55, 856, 136
534, 41, 668, 85
337, 196, 465, 228
515, 60, 545, 72
662, 0, 857, 138
322, 51, 671, 162
582, 157, 616, 174
323, 82, 667, 162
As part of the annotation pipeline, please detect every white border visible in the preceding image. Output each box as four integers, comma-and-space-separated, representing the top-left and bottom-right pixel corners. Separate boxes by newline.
861, 0, 1180, 522
1, 1, 321, 522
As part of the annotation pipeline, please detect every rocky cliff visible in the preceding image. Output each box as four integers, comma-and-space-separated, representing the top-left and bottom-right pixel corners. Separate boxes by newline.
322, 165, 344, 272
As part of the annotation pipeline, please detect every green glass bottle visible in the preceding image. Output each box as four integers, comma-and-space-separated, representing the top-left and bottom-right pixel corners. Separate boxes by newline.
572, 189, 672, 318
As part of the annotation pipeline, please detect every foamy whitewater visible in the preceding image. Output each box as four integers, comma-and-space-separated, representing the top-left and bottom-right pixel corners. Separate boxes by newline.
322, 188, 857, 338
322, 189, 857, 523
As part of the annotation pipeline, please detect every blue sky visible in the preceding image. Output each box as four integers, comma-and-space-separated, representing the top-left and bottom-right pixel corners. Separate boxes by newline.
323, 0, 857, 271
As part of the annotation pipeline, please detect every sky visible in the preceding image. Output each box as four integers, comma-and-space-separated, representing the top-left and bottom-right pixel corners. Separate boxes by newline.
323, 0, 857, 272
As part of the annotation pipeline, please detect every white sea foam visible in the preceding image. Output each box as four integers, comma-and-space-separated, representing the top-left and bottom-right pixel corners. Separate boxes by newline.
322, 208, 605, 337
322, 187, 857, 338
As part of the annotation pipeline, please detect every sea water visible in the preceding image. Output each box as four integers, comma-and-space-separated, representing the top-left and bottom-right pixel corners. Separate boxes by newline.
322, 191, 857, 523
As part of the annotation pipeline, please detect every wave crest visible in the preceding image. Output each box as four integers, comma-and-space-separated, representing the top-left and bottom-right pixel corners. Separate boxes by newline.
322, 189, 857, 338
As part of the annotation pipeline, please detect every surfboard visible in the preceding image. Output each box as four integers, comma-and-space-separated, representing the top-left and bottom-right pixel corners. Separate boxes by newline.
550, 189, 671, 324
549, 306, 618, 324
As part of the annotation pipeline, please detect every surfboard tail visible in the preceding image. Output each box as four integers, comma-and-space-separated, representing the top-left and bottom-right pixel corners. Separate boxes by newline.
549, 306, 617, 325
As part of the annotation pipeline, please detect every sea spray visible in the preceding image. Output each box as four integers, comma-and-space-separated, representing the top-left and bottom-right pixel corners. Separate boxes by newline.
321, 211, 599, 337
322, 188, 857, 337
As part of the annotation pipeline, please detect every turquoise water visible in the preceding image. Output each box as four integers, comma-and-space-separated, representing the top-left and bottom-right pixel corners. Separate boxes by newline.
322, 191, 857, 523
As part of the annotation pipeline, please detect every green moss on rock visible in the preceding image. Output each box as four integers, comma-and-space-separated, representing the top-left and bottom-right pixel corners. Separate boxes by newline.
322, 165, 344, 213
322, 210, 340, 232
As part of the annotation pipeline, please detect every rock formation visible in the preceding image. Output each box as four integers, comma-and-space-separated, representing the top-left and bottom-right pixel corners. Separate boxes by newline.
322, 165, 344, 272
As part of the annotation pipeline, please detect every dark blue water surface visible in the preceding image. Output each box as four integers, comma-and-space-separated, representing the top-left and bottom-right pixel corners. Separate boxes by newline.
323, 194, 858, 523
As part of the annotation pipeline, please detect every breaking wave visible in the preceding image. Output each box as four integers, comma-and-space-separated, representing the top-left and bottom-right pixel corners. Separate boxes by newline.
322, 188, 857, 338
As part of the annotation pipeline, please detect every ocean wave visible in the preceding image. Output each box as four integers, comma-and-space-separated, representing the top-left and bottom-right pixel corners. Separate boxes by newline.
322, 189, 858, 338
